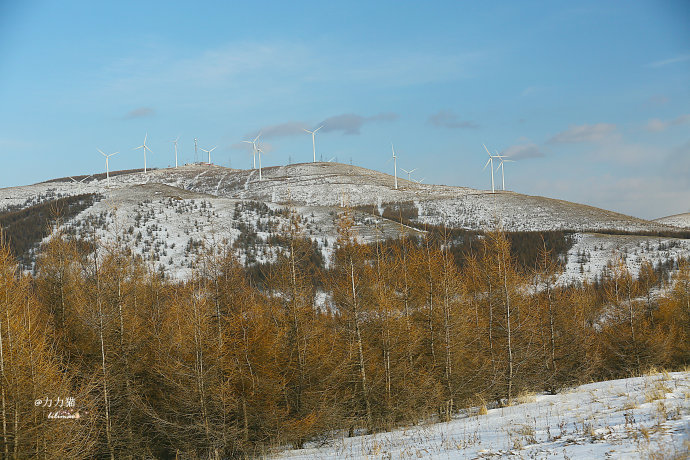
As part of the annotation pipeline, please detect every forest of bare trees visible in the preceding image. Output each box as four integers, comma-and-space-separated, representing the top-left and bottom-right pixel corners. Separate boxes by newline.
1, 209, 689, 458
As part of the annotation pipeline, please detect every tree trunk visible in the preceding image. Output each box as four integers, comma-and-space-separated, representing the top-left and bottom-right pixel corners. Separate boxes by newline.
0, 298, 8, 459
501, 248, 514, 404
350, 261, 372, 429
94, 250, 115, 460
425, 239, 436, 366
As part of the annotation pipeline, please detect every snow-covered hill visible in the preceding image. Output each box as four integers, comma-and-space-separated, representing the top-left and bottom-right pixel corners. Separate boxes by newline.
655, 212, 690, 229
275, 371, 690, 459
559, 233, 690, 285
2, 163, 678, 233
64, 183, 423, 279
2, 163, 688, 280
100, 163, 676, 232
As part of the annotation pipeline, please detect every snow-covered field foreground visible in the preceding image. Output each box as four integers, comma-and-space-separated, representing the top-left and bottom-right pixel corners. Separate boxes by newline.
276, 371, 690, 459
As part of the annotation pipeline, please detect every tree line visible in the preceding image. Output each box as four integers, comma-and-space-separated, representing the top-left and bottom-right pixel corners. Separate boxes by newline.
1, 209, 689, 459
0, 194, 99, 269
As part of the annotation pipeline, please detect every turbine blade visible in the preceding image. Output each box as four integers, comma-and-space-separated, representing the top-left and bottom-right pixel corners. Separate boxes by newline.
483, 144, 492, 156
98, 148, 106, 156
314, 125, 323, 133
483, 158, 491, 169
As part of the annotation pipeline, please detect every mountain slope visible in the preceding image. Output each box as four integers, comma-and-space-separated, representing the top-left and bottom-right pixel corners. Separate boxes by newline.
7, 162, 673, 233
2, 162, 687, 280
655, 212, 690, 229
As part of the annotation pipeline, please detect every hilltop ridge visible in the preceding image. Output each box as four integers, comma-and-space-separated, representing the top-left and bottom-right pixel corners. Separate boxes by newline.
2, 162, 688, 281
5, 162, 676, 233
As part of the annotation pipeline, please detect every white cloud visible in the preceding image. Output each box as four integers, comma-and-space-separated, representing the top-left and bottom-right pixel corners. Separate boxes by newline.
646, 94, 669, 107
667, 140, 690, 187
645, 114, 690, 132
123, 107, 155, 119
548, 123, 617, 144
319, 113, 398, 135
502, 143, 544, 160
427, 110, 478, 129
646, 54, 690, 68
245, 121, 310, 140
100, 40, 480, 104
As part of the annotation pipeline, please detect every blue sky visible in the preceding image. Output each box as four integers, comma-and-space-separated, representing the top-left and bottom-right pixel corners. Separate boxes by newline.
1, 0, 688, 219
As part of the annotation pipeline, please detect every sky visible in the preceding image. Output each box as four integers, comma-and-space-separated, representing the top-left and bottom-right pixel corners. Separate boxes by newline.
1, 1, 688, 220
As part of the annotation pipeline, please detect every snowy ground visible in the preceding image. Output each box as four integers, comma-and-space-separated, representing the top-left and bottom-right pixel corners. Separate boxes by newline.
559, 233, 690, 285
52, 183, 423, 279
1, 163, 678, 233
275, 371, 690, 459
3, 164, 688, 280
655, 213, 690, 230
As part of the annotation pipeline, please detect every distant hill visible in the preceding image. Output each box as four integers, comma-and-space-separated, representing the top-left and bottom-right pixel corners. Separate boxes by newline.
655, 212, 690, 229
1, 162, 688, 280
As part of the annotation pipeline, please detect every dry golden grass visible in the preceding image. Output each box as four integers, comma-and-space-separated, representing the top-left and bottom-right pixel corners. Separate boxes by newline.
516, 390, 537, 405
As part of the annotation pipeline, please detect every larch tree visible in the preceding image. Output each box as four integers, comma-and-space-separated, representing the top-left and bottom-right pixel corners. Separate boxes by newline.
329, 209, 374, 432
0, 239, 97, 458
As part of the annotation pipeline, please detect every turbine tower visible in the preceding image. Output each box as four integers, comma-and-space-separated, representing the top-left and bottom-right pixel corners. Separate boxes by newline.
194, 138, 198, 163
134, 133, 153, 173
98, 149, 118, 187
494, 153, 515, 191
482, 144, 498, 193
390, 144, 398, 190
303, 125, 323, 163
401, 167, 417, 181
257, 145, 265, 181
172, 137, 180, 168
200, 146, 216, 164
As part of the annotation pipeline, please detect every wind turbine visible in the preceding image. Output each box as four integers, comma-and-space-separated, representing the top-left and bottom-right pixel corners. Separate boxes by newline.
389, 144, 398, 190
401, 167, 417, 181
70, 174, 93, 189
98, 149, 119, 187
134, 133, 153, 173
482, 144, 498, 193
172, 137, 180, 168
69, 174, 93, 184
303, 125, 323, 163
494, 153, 515, 191
200, 146, 216, 164
242, 132, 261, 169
